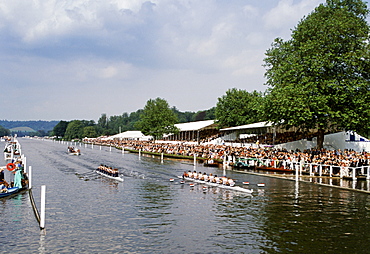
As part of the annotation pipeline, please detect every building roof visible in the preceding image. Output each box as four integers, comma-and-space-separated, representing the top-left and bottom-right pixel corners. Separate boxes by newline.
220, 121, 273, 131
174, 120, 217, 131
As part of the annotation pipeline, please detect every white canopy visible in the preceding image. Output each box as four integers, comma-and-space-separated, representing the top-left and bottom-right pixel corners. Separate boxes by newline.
174, 120, 216, 131
106, 131, 152, 140
220, 121, 273, 131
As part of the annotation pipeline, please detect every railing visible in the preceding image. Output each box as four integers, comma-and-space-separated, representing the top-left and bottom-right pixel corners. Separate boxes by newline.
236, 157, 370, 180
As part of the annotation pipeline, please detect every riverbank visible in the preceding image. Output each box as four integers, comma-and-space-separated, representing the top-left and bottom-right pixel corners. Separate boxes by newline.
118, 143, 370, 193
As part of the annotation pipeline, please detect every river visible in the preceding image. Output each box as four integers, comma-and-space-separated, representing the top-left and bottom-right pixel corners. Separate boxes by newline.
1, 138, 369, 253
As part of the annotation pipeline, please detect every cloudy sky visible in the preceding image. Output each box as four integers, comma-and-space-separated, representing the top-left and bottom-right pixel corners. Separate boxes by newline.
1, 0, 359, 121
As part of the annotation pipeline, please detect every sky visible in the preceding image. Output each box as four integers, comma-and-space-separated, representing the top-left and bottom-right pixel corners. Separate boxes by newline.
1, 0, 362, 121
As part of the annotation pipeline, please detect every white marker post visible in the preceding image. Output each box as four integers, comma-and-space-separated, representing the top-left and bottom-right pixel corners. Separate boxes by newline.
28, 166, 32, 189
40, 185, 46, 229
193, 153, 196, 166
161, 153, 164, 163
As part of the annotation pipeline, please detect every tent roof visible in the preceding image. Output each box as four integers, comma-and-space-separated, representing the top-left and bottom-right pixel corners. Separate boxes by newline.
107, 131, 151, 140
174, 120, 217, 131
220, 121, 273, 131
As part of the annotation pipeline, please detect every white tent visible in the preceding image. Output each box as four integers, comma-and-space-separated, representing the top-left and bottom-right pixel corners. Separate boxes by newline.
106, 131, 152, 141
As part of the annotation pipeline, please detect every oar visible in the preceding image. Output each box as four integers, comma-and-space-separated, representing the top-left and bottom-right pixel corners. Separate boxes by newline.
75, 171, 96, 177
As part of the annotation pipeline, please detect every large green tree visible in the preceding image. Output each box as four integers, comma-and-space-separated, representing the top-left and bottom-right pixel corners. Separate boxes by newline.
51, 120, 69, 138
215, 88, 265, 128
136, 98, 179, 139
64, 120, 84, 140
263, 0, 370, 148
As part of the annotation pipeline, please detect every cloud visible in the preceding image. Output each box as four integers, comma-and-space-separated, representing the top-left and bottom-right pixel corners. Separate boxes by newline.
0, 0, 345, 121
263, 0, 323, 36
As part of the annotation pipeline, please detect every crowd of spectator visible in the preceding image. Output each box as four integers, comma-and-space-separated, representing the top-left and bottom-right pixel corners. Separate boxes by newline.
84, 138, 370, 171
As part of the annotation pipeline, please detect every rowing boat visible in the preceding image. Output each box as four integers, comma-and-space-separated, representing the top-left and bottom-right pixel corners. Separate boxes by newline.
178, 176, 253, 194
95, 170, 124, 182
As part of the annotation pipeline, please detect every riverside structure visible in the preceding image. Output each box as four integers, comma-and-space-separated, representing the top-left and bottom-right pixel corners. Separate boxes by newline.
82, 139, 370, 181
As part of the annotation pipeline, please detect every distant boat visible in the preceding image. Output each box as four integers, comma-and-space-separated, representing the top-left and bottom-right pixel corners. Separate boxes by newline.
67, 146, 80, 155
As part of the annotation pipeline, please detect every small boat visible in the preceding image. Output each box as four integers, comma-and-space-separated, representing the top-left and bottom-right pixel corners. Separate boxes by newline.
257, 183, 265, 187
203, 159, 220, 167
233, 158, 259, 170
68, 146, 80, 155
169, 178, 175, 182
179, 176, 253, 194
0, 186, 26, 198
96, 165, 123, 182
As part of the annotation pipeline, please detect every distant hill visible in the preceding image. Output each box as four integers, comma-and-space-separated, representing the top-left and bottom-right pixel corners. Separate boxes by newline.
9, 127, 36, 133
0, 120, 59, 132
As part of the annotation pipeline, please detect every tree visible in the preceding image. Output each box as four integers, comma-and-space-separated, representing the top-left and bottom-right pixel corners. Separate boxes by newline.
0, 125, 10, 137
64, 120, 84, 140
263, 0, 370, 148
136, 98, 179, 139
97, 113, 109, 135
52, 121, 69, 138
215, 88, 265, 128
82, 126, 97, 138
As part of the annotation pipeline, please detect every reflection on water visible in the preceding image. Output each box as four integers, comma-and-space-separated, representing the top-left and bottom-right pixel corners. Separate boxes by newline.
0, 138, 369, 253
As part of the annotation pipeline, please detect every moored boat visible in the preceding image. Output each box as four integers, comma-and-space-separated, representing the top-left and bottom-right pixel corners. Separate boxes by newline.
233, 158, 259, 170
0, 186, 27, 198
203, 159, 220, 167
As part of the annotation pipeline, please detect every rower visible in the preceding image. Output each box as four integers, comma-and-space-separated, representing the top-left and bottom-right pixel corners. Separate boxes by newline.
227, 178, 235, 187
182, 171, 187, 179
214, 175, 220, 184
203, 173, 208, 182
188, 171, 193, 178
193, 171, 197, 179
208, 173, 214, 183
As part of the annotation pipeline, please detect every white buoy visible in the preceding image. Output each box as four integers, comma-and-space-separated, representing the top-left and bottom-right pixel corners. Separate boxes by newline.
40, 185, 46, 229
